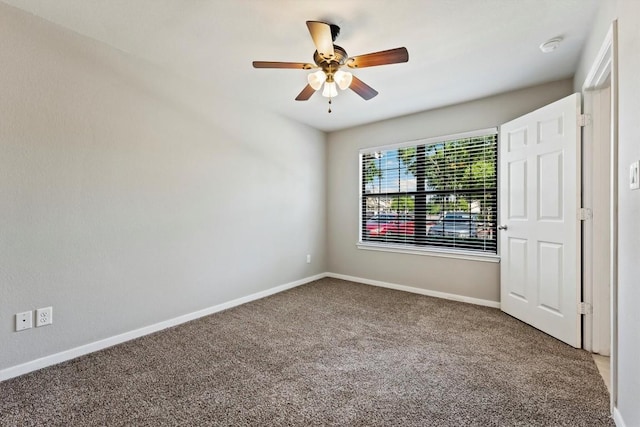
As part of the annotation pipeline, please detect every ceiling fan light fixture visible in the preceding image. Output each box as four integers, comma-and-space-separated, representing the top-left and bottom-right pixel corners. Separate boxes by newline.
334, 70, 353, 90
322, 81, 338, 98
307, 70, 327, 90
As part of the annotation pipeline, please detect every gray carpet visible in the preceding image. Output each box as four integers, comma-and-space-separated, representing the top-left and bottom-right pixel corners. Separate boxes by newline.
1, 278, 613, 426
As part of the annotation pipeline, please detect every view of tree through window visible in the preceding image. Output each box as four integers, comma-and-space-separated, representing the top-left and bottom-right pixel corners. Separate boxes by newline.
360, 131, 497, 254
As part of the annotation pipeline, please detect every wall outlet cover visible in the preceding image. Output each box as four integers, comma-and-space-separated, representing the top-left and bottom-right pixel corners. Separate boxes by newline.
36, 306, 53, 327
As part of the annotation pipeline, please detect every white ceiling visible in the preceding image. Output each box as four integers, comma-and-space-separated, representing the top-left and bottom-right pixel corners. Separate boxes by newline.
2, 0, 599, 132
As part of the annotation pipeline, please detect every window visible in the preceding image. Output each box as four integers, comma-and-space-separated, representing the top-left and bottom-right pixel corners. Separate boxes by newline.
359, 129, 498, 255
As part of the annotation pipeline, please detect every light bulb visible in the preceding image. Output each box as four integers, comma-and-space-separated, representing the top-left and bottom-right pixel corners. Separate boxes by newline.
334, 70, 353, 90
322, 81, 338, 98
307, 70, 326, 90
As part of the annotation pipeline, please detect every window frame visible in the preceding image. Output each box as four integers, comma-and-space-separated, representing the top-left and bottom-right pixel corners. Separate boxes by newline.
357, 128, 500, 262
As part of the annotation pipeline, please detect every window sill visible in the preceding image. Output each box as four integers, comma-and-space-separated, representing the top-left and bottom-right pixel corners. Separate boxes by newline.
356, 242, 500, 263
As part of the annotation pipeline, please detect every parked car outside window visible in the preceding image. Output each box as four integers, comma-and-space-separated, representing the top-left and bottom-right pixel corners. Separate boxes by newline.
366, 214, 414, 237
427, 212, 478, 238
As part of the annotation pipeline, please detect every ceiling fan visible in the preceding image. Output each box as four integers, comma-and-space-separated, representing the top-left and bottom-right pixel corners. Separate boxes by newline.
252, 21, 409, 112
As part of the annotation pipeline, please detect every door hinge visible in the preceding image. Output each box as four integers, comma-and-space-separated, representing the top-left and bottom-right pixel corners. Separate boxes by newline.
579, 208, 593, 220
578, 114, 591, 127
578, 302, 593, 315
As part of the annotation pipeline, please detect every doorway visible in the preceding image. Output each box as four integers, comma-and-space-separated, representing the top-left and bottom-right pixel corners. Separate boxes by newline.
581, 21, 618, 409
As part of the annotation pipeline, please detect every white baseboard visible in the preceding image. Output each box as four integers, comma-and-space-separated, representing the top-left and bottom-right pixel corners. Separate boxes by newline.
613, 407, 627, 427
1, 272, 499, 381
0, 273, 325, 382
325, 272, 501, 309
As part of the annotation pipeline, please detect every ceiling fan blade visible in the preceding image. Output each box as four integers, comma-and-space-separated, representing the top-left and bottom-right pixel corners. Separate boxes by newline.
347, 47, 409, 69
295, 84, 317, 101
349, 76, 378, 100
253, 61, 315, 69
306, 21, 335, 60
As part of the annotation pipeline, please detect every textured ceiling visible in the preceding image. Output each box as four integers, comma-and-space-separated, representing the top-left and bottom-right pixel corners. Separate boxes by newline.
1, 0, 599, 132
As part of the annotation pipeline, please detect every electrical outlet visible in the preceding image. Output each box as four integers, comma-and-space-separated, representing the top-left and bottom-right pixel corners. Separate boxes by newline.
306, 254, 311, 264
36, 306, 53, 327
16, 311, 33, 331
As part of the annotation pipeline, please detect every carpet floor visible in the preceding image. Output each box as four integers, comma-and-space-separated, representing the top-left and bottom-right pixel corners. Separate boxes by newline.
1, 278, 613, 426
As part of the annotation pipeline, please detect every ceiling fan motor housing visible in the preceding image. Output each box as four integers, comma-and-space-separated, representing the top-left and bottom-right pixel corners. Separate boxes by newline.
314, 45, 348, 75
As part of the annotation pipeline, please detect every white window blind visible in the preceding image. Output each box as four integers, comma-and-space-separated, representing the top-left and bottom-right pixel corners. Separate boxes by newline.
359, 129, 498, 255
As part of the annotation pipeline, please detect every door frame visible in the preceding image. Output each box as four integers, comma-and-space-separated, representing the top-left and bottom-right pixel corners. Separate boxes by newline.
583, 86, 611, 356
581, 20, 618, 410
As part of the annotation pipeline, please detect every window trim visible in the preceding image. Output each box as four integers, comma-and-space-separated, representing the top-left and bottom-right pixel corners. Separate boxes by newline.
356, 241, 500, 263
359, 128, 498, 156
358, 127, 499, 259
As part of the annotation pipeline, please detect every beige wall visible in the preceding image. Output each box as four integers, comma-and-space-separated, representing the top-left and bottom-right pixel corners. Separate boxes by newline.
575, 1, 640, 426
0, 5, 326, 371
326, 79, 573, 303
615, 4, 640, 424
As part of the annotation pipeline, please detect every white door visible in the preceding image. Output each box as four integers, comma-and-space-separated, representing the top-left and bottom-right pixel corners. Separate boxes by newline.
499, 93, 581, 348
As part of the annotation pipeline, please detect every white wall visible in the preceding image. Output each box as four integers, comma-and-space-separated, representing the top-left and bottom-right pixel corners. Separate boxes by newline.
326, 79, 573, 303
0, 5, 326, 371
575, 1, 640, 425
